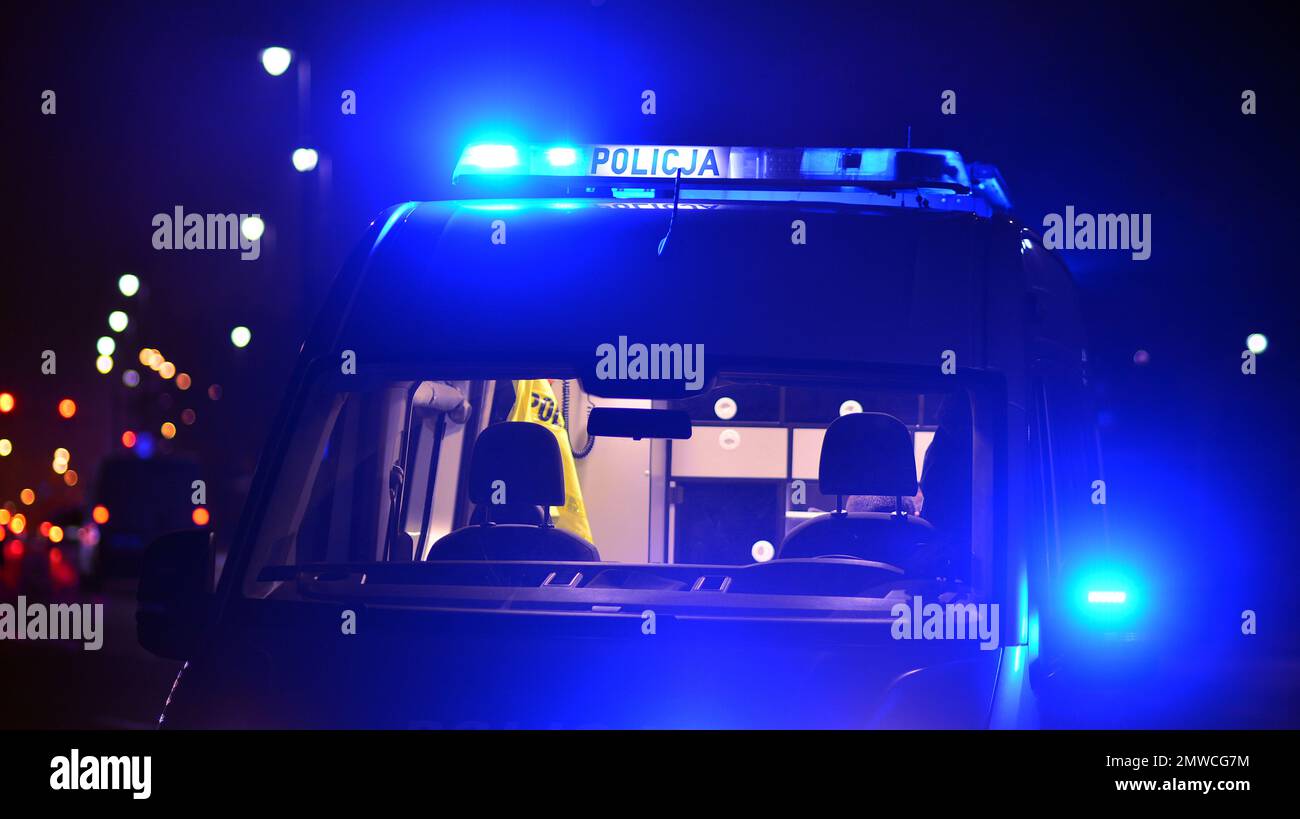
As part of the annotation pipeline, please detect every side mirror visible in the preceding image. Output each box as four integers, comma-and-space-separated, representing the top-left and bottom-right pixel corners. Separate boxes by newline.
136, 529, 214, 660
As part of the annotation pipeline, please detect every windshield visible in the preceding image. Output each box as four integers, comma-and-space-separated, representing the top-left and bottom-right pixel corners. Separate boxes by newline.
242, 371, 994, 612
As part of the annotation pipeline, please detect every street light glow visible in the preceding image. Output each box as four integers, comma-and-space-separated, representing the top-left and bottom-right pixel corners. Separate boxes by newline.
240, 215, 265, 242
260, 46, 293, 76
292, 148, 319, 172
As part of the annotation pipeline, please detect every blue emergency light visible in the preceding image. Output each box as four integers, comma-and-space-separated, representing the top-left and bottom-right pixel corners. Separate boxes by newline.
451, 141, 1014, 215
1086, 590, 1127, 604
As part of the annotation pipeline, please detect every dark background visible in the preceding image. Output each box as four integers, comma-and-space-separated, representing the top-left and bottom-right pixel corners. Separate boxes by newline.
1, 0, 1297, 727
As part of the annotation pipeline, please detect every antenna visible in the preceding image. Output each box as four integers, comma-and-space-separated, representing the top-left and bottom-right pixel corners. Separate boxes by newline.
657, 169, 682, 257
906, 125, 912, 149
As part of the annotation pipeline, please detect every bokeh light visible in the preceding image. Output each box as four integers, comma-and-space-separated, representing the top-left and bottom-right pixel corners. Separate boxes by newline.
176, 372, 192, 390
9, 513, 25, 534
181, 408, 196, 425
96, 354, 114, 374
230, 326, 252, 348
118, 273, 140, 297
63, 470, 78, 487
135, 433, 156, 458
0, 392, 14, 413
240, 216, 265, 243
1246, 333, 1269, 354
161, 422, 177, 439
208, 384, 223, 401
123, 369, 140, 388
92, 505, 110, 525
292, 148, 319, 172
0, 439, 11, 457
58, 398, 77, 418
159, 361, 177, 379
20, 488, 35, 506
260, 46, 292, 76
48, 525, 64, 544
121, 430, 137, 449
192, 507, 211, 526
97, 336, 116, 356
108, 310, 129, 333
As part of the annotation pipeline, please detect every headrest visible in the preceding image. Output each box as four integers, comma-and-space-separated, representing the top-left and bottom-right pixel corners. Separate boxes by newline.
818, 412, 918, 496
468, 422, 566, 507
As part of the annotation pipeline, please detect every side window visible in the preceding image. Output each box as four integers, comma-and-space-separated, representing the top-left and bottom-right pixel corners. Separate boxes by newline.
1033, 370, 1105, 586
297, 389, 404, 564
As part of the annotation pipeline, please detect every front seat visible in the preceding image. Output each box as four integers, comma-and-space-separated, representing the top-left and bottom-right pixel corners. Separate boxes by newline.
778, 412, 934, 567
428, 422, 600, 561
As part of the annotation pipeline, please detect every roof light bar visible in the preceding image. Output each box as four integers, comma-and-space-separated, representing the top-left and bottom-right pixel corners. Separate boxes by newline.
455, 143, 971, 188
451, 142, 1019, 214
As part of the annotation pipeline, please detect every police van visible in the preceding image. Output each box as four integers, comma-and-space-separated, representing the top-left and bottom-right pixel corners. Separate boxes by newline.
138, 141, 1118, 728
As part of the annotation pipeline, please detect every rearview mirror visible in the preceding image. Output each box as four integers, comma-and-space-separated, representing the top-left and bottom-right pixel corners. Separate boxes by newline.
136, 529, 213, 660
587, 407, 692, 440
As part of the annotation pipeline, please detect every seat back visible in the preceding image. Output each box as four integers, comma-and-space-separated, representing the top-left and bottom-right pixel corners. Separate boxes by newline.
429, 422, 599, 561
779, 413, 930, 564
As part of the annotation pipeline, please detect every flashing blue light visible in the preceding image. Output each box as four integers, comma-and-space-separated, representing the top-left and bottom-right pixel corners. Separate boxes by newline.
135, 432, 156, 460
1069, 561, 1145, 632
545, 147, 578, 167
1087, 590, 1127, 604
462, 144, 520, 170
462, 202, 522, 212
611, 188, 656, 199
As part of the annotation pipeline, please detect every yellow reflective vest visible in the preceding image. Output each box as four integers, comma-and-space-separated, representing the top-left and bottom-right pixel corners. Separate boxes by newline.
506, 380, 593, 543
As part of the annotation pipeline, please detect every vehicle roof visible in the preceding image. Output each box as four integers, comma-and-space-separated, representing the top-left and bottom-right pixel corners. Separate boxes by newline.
317, 197, 1027, 374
